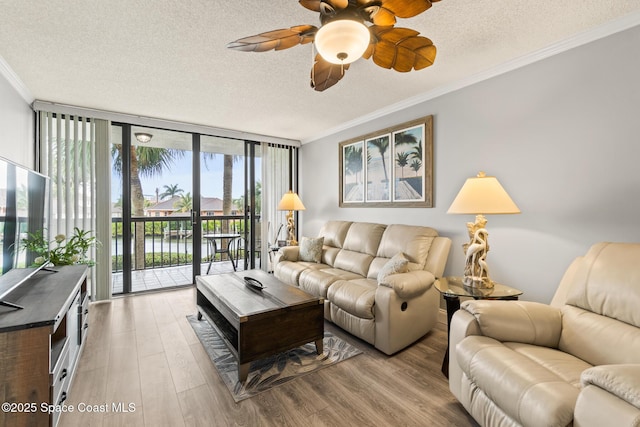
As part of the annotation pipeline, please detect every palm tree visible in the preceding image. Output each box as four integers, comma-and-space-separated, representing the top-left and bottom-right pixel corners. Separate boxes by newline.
367, 137, 389, 182
233, 196, 244, 214
345, 145, 363, 183
159, 183, 184, 200
410, 141, 422, 162
410, 159, 422, 176
394, 131, 418, 147
201, 152, 238, 230
174, 192, 193, 212
223, 155, 234, 217
395, 152, 410, 178
111, 144, 183, 269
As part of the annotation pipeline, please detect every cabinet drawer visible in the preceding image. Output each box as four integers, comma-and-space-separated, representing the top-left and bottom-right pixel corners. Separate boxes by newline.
80, 294, 89, 342
51, 340, 70, 405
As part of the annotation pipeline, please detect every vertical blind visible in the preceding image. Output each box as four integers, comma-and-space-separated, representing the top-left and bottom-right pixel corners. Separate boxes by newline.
39, 112, 96, 237
37, 111, 104, 296
261, 143, 298, 266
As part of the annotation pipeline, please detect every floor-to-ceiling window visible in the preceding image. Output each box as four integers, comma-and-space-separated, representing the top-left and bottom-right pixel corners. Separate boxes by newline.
110, 124, 268, 294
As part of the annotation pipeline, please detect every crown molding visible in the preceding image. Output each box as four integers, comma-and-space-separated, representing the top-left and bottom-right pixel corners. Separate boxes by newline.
0, 54, 34, 104
302, 10, 640, 145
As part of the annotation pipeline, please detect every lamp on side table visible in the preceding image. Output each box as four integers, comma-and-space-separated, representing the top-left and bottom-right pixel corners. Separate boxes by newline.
447, 171, 520, 289
277, 190, 305, 246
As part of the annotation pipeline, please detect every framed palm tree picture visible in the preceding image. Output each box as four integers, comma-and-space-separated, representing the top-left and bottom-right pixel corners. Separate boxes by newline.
340, 140, 365, 203
339, 116, 433, 208
365, 134, 391, 202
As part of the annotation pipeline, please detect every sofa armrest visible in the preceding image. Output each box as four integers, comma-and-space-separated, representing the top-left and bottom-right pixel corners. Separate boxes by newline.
379, 270, 436, 299
273, 246, 300, 265
424, 236, 452, 278
581, 365, 640, 409
449, 309, 483, 400
461, 300, 562, 348
574, 365, 640, 427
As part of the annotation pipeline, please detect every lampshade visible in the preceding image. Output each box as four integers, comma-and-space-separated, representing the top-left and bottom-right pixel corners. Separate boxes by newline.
134, 132, 153, 143
447, 172, 520, 215
277, 191, 306, 211
314, 19, 370, 65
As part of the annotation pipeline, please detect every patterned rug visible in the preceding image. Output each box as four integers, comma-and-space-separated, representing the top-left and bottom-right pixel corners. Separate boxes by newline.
187, 315, 363, 402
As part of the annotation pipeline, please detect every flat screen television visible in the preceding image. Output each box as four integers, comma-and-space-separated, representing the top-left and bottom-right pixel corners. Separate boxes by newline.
0, 156, 50, 309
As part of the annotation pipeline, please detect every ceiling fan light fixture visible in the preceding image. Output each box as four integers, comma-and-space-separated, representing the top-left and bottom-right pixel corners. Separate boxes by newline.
314, 19, 370, 65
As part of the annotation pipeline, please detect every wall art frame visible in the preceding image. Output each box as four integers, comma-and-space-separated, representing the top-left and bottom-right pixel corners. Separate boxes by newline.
339, 115, 433, 207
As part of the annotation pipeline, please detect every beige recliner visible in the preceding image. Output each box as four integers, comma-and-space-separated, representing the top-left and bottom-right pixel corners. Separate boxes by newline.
449, 242, 640, 427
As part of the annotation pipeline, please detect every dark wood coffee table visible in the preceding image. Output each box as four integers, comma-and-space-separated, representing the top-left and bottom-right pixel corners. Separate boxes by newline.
195, 269, 324, 382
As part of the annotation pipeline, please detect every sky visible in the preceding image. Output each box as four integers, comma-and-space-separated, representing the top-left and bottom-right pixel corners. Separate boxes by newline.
111, 153, 261, 203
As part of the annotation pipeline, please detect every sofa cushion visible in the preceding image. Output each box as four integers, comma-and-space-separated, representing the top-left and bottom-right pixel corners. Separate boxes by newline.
457, 335, 582, 427
298, 268, 361, 298
377, 252, 409, 284
318, 220, 352, 248
334, 250, 374, 277
503, 342, 591, 388
299, 236, 324, 263
566, 242, 640, 328
321, 246, 341, 266
328, 278, 377, 319
342, 222, 386, 256
376, 224, 437, 270
274, 260, 329, 286
559, 305, 640, 366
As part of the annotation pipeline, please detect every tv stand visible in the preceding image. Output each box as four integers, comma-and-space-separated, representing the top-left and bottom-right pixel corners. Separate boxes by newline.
0, 265, 89, 427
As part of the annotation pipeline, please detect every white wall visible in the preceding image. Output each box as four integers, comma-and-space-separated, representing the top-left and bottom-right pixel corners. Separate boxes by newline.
0, 67, 35, 168
299, 25, 640, 304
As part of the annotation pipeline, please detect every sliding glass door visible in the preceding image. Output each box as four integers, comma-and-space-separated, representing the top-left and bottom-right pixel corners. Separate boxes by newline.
110, 123, 281, 294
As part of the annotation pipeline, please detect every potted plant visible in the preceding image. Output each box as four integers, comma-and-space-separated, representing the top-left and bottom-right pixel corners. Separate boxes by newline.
22, 227, 98, 267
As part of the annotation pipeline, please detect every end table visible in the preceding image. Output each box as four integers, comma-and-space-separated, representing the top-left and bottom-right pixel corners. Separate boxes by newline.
436, 276, 523, 378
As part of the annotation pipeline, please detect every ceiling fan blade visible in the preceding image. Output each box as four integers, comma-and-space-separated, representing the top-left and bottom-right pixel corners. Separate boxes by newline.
366, 26, 436, 71
302, 0, 348, 13
227, 25, 317, 52
379, 0, 433, 19
325, 0, 349, 9
299, 0, 321, 12
311, 54, 350, 92
370, 7, 396, 26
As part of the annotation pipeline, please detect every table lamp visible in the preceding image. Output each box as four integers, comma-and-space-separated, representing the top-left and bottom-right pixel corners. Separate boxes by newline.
277, 190, 306, 246
447, 172, 520, 288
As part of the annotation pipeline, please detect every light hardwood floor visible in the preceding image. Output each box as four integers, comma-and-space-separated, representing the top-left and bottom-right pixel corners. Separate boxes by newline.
60, 287, 478, 427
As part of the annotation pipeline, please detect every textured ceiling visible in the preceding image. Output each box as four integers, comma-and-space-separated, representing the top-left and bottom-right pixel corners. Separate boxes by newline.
1, 0, 639, 144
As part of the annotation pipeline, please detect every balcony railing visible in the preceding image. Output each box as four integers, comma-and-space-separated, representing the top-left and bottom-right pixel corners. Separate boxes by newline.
111, 215, 256, 272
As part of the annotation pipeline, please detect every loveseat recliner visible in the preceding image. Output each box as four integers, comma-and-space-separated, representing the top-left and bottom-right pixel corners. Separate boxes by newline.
272, 220, 451, 355
449, 242, 640, 427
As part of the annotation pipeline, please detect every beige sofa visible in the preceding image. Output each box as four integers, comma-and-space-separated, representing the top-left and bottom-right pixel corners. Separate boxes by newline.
273, 220, 451, 355
449, 242, 640, 427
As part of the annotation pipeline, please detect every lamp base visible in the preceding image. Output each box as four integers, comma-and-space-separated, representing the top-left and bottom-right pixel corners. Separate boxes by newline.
463, 275, 494, 289
285, 211, 298, 246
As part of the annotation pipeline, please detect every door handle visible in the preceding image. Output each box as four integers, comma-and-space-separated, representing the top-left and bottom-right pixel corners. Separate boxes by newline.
191, 209, 197, 226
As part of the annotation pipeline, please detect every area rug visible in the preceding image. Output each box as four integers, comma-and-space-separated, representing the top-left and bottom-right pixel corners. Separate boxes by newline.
187, 315, 362, 402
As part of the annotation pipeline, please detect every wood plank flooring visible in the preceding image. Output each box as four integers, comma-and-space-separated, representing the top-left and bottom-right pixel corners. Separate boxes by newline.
60, 287, 478, 427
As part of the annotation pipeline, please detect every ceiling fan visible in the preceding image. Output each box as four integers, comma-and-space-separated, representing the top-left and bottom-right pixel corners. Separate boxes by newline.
227, 0, 442, 92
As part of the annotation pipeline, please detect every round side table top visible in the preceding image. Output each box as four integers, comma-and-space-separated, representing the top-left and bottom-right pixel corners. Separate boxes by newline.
436, 276, 523, 299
